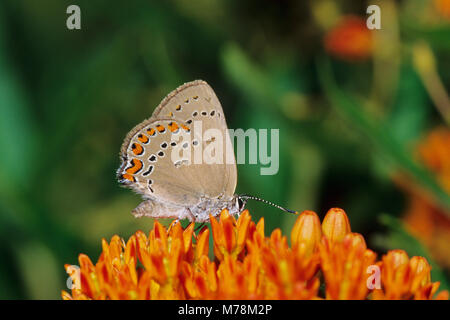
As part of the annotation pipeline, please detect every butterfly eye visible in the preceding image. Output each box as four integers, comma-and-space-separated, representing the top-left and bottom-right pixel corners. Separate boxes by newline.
237, 198, 246, 211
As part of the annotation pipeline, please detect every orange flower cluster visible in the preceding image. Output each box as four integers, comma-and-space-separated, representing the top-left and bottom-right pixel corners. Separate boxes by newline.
324, 16, 373, 61
402, 127, 450, 268
62, 208, 448, 300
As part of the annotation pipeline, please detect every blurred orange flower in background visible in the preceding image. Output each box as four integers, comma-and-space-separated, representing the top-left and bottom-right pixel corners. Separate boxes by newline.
401, 127, 450, 269
62, 208, 448, 300
324, 16, 373, 61
435, 0, 450, 19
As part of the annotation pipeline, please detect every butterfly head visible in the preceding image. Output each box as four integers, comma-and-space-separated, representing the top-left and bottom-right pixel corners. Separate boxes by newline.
235, 195, 248, 213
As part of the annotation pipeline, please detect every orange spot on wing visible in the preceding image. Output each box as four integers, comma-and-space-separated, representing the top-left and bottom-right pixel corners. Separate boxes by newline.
168, 122, 179, 132
156, 125, 165, 133
132, 143, 144, 155
138, 134, 149, 144
180, 124, 190, 132
147, 128, 156, 136
122, 173, 135, 182
126, 159, 143, 174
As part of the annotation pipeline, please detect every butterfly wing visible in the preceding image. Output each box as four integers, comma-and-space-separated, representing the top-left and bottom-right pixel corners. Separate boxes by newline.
153, 80, 237, 201
118, 80, 237, 208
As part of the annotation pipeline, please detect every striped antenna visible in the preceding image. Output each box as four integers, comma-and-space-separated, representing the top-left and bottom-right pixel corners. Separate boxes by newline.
239, 194, 297, 214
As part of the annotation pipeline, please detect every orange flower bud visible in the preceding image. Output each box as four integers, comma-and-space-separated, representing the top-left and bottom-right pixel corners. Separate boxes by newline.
322, 208, 351, 242
387, 249, 409, 269
291, 210, 322, 256
373, 250, 435, 300
410, 256, 431, 291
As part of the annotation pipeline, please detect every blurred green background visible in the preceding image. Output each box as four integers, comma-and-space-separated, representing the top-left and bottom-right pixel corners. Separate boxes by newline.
1, 0, 450, 299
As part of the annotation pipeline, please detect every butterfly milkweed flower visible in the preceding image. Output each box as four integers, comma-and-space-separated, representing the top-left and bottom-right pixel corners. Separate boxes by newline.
62, 208, 448, 300
399, 127, 450, 269
324, 16, 373, 61
435, 0, 450, 19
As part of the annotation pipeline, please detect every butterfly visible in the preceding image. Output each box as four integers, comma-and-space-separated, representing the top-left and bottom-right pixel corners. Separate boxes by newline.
117, 80, 294, 222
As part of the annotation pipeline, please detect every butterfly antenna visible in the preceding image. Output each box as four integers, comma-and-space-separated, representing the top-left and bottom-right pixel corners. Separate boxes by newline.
239, 195, 297, 214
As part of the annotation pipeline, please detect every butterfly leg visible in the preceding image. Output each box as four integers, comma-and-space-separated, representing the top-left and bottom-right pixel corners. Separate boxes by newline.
194, 222, 206, 233
168, 219, 180, 233
185, 208, 198, 223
